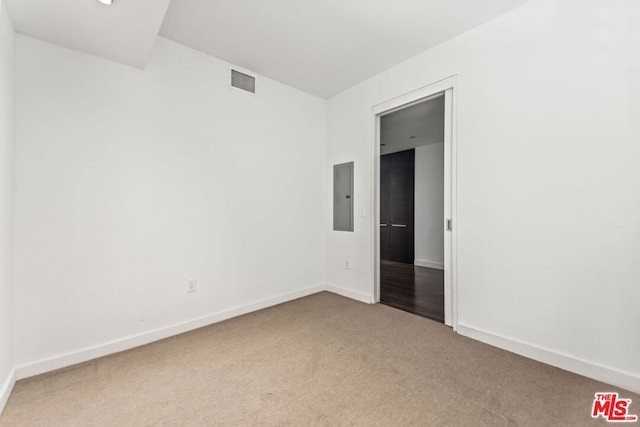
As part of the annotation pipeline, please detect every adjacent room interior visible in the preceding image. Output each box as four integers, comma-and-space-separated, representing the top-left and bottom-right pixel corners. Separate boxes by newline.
0, 0, 639, 424
379, 95, 446, 323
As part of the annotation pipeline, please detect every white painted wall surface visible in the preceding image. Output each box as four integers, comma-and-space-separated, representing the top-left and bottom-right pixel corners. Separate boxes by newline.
0, 0, 15, 408
13, 36, 327, 369
327, 0, 640, 388
414, 143, 444, 269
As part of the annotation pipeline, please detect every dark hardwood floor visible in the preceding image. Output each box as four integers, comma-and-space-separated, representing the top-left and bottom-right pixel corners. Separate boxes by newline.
380, 260, 444, 323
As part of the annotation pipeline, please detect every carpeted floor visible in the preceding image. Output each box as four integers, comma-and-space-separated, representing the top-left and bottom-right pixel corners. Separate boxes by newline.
1, 292, 637, 426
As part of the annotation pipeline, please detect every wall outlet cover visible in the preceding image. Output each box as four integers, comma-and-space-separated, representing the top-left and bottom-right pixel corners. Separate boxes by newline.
187, 278, 198, 293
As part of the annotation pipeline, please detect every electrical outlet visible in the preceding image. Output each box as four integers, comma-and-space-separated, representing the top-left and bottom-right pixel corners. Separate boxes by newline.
187, 278, 198, 293
345, 260, 351, 270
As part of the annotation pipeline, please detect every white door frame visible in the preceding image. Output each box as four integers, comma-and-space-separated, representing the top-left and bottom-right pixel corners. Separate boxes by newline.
371, 75, 458, 329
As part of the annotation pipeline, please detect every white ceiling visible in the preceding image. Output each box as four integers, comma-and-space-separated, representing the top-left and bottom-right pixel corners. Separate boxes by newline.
5, 0, 171, 68
160, 0, 532, 98
5, 0, 531, 97
380, 95, 444, 155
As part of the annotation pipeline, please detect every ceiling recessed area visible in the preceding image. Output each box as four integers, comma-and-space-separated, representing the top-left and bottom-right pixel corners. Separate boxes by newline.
5, 0, 532, 97
5, 0, 171, 68
380, 95, 445, 155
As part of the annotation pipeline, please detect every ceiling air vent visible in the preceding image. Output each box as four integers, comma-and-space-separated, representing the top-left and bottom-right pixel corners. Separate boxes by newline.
231, 69, 256, 94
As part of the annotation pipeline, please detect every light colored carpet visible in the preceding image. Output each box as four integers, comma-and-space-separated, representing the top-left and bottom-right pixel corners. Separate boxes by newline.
1, 292, 636, 426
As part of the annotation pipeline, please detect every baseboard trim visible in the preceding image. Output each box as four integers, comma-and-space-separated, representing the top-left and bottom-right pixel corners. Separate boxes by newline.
15, 284, 326, 380
325, 283, 374, 304
456, 324, 640, 394
414, 259, 444, 270
0, 369, 16, 416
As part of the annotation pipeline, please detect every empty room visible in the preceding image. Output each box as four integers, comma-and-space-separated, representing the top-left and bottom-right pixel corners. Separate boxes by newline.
1, 0, 639, 425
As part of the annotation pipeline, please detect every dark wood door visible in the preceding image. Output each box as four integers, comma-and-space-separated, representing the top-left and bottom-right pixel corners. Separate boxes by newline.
380, 149, 415, 264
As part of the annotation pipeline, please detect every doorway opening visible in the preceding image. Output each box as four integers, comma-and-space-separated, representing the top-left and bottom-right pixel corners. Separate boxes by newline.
372, 76, 457, 328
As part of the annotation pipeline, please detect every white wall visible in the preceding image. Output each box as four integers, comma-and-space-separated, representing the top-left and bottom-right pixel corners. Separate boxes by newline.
327, 0, 640, 391
414, 143, 444, 269
0, 0, 15, 410
13, 35, 327, 371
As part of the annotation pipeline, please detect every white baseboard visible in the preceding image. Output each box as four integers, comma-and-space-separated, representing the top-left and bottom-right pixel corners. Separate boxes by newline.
456, 324, 640, 394
15, 284, 326, 380
0, 368, 16, 416
414, 259, 444, 270
325, 283, 374, 304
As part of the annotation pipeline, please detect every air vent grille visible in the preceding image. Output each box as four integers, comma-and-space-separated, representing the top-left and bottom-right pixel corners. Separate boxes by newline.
231, 70, 256, 94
